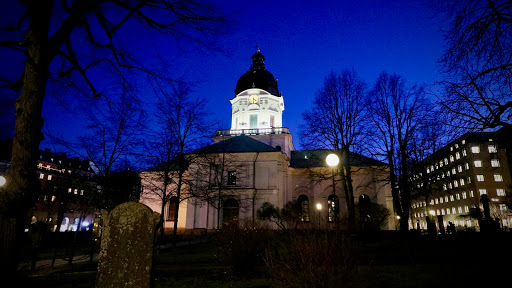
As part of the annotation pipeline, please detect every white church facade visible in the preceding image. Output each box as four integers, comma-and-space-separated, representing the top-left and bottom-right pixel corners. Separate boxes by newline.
140, 50, 395, 233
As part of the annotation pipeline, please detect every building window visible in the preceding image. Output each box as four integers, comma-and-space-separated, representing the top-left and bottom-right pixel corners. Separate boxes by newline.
497, 189, 506, 196
477, 175, 485, 182
500, 204, 507, 211
167, 196, 178, 221
39, 173, 44, 179
47, 175, 52, 181
479, 189, 487, 195
443, 184, 447, 191
465, 162, 469, 170
227, 171, 237, 185
270, 115, 275, 127
462, 192, 467, 199
458, 207, 463, 214
462, 149, 467, 156
460, 178, 465, 186
488, 145, 497, 153
80, 190, 84, 195
464, 206, 469, 213
491, 159, 500, 167
440, 160, 444, 167
494, 174, 503, 182
474, 160, 482, 167
449, 183, 453, 189
450, 195, 454, 201
435, 198, 439, 204
452, 168, 457, 174
74, 189, 78, 194
51, 195, 56, 202
470, 190, 474, 197
453, 180, 458, 188
450, 155, 454, 162
440, 197, 444, 204
444, 158, 449, 165
456, 152, 460, 159
446, 208, 450, 215
452, 207, 457, 214
458, 165, 462, 172
445, 196, 449, 202
298, 195, 310, 222
467, 176, 471, 184
68, 188, 72, 193
471, 146, 480, 153
327, 195, 339, 222
456, 193, 460, 200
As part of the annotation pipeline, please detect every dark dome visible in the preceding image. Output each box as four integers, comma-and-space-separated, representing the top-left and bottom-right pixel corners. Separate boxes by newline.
234, 51, 281, 96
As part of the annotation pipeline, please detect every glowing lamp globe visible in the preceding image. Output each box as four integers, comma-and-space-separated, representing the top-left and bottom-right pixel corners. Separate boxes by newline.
326, 154, 339, 167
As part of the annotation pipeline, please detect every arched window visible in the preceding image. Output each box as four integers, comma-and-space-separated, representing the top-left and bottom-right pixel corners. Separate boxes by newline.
298, 195, 310, 222
328, 195, 339, 222
167, 196, 178, 221
223, 198, 239, 226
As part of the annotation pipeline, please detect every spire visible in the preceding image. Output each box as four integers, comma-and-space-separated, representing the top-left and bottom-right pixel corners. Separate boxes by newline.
251, 48, 265, 71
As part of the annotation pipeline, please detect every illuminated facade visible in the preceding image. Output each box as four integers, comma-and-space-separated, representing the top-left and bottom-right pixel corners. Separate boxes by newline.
410, 129, 512, 231
140, 50, 395, 233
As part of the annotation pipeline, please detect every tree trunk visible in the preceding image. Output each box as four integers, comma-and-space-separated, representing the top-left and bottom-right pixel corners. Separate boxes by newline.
0, 1, 52, 279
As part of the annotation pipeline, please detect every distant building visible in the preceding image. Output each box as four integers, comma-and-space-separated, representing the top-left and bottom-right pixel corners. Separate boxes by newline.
140, 50, 395, 233
410, 128, 512, 231
0, 140, 99, 232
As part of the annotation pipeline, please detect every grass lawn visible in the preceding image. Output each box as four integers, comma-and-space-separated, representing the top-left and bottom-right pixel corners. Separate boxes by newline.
17, 231, 510, 287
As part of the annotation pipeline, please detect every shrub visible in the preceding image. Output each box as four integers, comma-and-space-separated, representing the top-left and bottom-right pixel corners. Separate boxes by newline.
265, 231, 359, 288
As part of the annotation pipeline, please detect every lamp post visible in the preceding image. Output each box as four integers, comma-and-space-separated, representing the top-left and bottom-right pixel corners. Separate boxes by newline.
316, 203, 322, 229
326, 153, 339, 223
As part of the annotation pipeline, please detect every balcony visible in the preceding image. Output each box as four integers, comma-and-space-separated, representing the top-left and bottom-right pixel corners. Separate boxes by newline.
215, 127, 290, 136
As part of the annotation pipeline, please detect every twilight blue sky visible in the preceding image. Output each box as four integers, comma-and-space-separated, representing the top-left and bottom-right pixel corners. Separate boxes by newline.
2, 0, 448, 155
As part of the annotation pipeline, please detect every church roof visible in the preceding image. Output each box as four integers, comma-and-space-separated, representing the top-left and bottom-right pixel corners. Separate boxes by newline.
193, 134, 278, 154
290, 150, 387, 168
234, 50, 281, 96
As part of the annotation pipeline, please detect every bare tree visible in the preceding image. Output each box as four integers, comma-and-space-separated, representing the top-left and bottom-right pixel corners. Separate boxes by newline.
367, 71, 430, 231
0, 0, 225, 277
437, 0, 512, 129
301, 70, 368, 231
142, 81, 213, 242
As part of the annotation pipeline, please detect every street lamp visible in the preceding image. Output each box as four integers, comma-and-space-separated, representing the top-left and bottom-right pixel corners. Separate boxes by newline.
316, 203, 322, 229
0, 175, 6, 187
326, 153, 339, 223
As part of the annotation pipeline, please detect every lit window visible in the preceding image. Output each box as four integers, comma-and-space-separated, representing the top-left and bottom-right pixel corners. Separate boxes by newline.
471, 146, 480, 153
450, 155, 454, 162
477, 175, 485, 182
437, 209, 440, 216
462, 192, 467, 199
447, 171, 451, 177
494, 174, 503, 182
454, 180, 458, 188
470, 190, 474, 197
462, 149, 467, 156
465, 163, 469, 170
464, 206, 469, 213
460, 179, 465, 186
450, 195, 454, 201
431, 199, 435, 205
74, 189, 78, 194
39, 173, 44, 179
479, 189, 487, 195
38, 163, 42, 167
474, 160, 482, 167
458, 165, 462, 172
427, 167, 430, 173
435, 198, 439, 204
449, 183, 453, 189
51, 196, 56, 202
440, 161, 444, 167
444, 158, 449, 165
500, 204, 507, 211
47, 175, 52, 181
491, 159, 500, 167
441, 209, 445, 215
440, 197, 444, 204
443, 184, 447, 191
227, 171, 237, 185
467, 177, 471, 184
445, 196, 449, 202
462, 140, 466, 144
497, 189, 506, 196
488, 145, 497, 153
328, 195, 339, 222
80, 190, 84, 195
68, 188, 72, 193
446, 208, 451, 215
458, 207, 463, 213
450, 147, 453, 151
452, 207, 456, 214
456, 193, 460, 200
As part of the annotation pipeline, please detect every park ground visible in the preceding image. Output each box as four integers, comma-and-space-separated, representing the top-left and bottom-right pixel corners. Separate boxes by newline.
16, 230, 511, 288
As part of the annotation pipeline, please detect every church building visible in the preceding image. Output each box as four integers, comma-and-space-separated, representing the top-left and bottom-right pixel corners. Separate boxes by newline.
140, 50, 395, 233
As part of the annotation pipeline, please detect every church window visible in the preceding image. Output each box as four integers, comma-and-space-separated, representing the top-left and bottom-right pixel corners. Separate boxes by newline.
298, 195, 310, 222
228, 171, 237, 185
327, 195, 339, 222
250, 114, 258, 129
167, 196, 178, 221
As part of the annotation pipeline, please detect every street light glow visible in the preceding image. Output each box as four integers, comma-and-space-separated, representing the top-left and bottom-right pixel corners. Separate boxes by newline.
326, 153, 339, 167
316, 203, 322, 210
0, 176, 5, 187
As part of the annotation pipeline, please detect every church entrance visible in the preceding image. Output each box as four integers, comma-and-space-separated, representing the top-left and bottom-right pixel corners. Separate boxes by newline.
222, 198, 239, 227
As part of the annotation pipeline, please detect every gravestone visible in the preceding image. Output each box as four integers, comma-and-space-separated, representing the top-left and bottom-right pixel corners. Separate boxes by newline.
96, 202, 160, 288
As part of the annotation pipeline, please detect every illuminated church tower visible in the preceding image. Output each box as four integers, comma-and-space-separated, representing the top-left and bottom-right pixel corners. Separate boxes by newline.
214, 49, 294, 157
